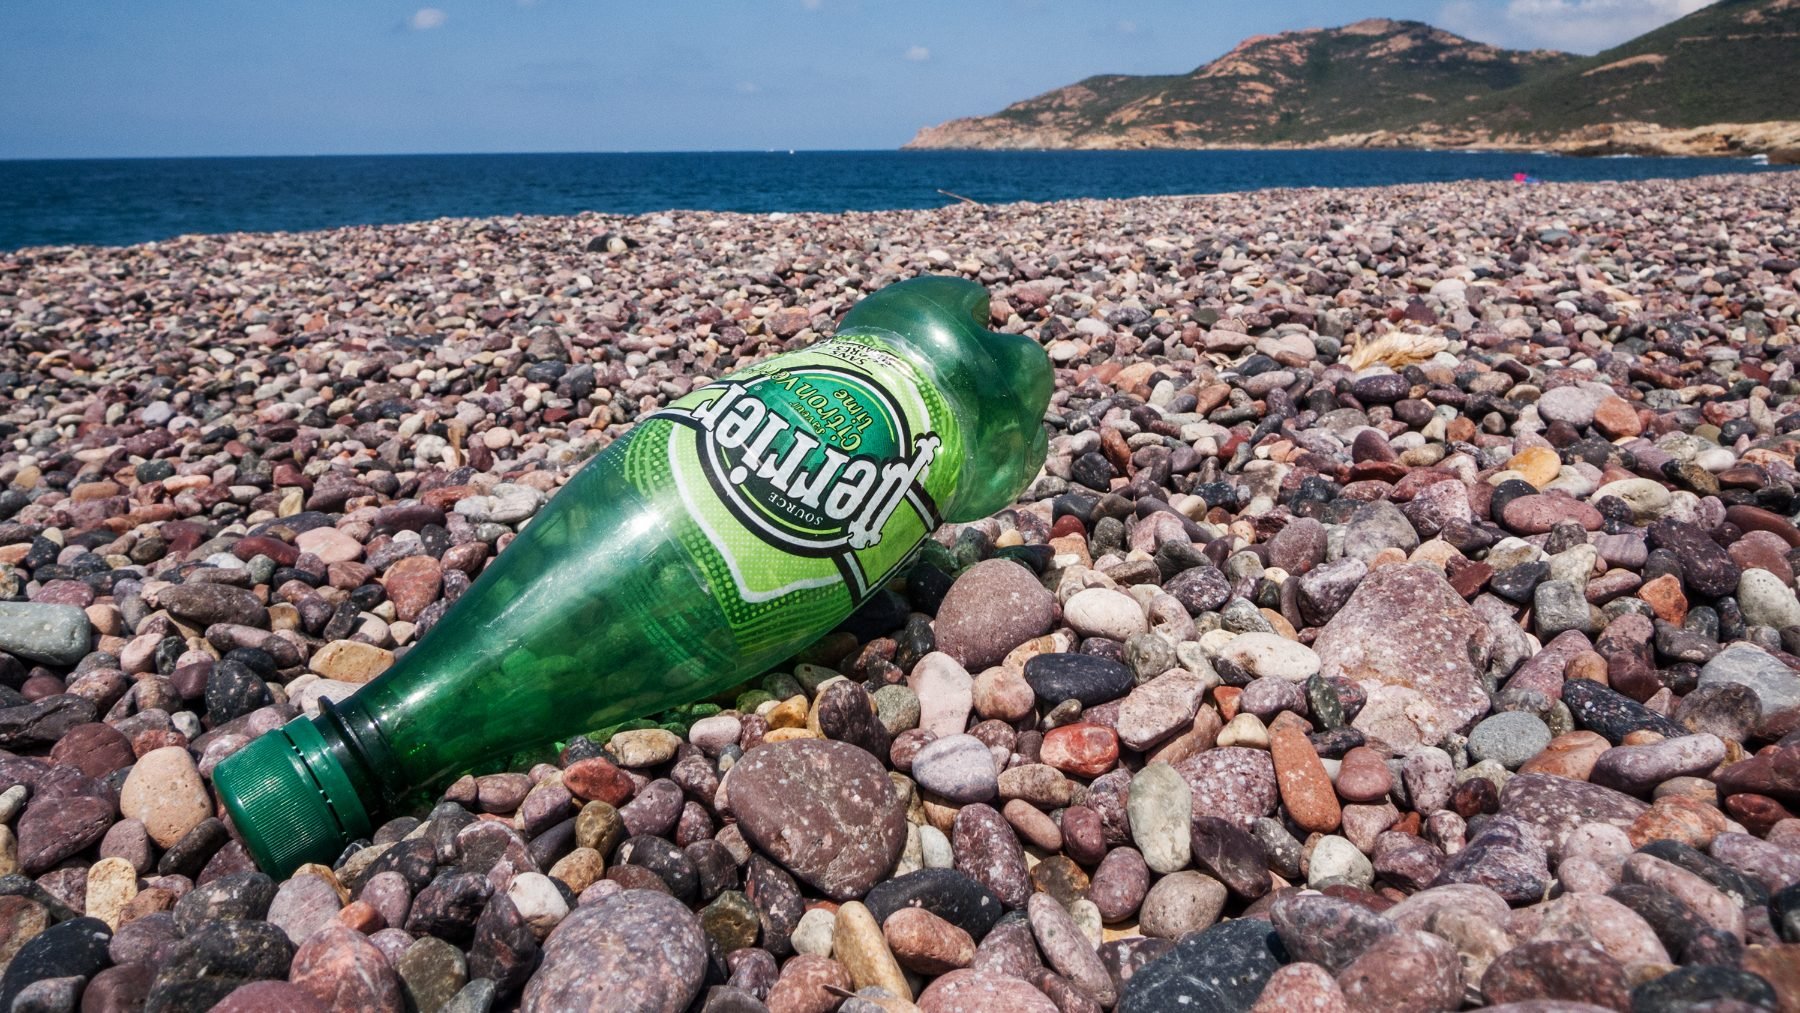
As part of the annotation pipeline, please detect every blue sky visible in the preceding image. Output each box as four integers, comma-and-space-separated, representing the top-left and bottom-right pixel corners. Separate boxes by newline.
1, 0, 1714, 158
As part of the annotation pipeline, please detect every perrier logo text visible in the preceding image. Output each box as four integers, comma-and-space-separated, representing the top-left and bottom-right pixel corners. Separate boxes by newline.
646, 343, 943, 599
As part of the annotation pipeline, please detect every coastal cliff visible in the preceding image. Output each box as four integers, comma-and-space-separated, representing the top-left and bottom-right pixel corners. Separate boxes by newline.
905, 0, 1800, 158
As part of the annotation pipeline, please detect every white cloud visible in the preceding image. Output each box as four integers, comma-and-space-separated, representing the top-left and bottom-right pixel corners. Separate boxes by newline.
904, 45, 931, 62
736, 81, 761, 94
1117, 19, 1138, 34
408, 7, 447, 30
1438, 0, 1716, 53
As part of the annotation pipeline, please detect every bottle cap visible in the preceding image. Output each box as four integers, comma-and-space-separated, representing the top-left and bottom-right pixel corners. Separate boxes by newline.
213, 716, 372, 877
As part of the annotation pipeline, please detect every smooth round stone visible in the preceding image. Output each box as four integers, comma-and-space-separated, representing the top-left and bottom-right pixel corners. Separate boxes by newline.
909, 653, 975, 739
726, 739, 906, 901
1022, 653, 1134, 707
687, 714, 743, 755
1467, 712, 1554, 770
1215, 632, 1319, 682
1501, 494, 1603, 534
1629, 966, 1780, 1013
1188, 816, 1271, 899
1308, 835, 1374, 889
1737, 568, 1800, 630
932, 560, 1058, 671
1117, 917, 1285, 1013
1250, 963, 1346, 1012
0, 602, 93, 667
1126, 763, 1192, 874
0, 917, 112, 1010
1165, 565, 1232, 614
885, 906, 975, 975
288, 923, 404, 1011
917, 968, 1057, 1013
1591, 479, 1672, 522
1040, 722, 1119, 777
1337, 928, 1464, 1013
1063, 588, 1148, 641
863, 869, 1004, 942
520, 890, 707, 1013
1334, 746, 1394, 803
791, 907, 836, 957
1027, 893, 1114, 1006
1088, 848, 1150, 923
1269, 892, 1397, 973
1173, 747, 1279, 828
118, 746, 212, 850
910, 734, 998, 804
1138, 871, 1226, 939
951, 804, 1031, 910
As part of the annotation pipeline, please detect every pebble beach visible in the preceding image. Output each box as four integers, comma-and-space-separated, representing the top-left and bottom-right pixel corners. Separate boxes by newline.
1, 171, 1799, 1011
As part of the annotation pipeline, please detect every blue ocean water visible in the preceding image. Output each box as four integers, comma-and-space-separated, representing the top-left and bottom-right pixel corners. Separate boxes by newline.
0, 149, 1790, 252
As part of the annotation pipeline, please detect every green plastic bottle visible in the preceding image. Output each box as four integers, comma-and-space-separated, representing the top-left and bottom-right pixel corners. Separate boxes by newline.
214, 276, 1053, 876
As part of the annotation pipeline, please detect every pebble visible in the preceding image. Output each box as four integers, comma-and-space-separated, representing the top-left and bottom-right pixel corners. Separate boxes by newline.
0, 602, 91, 667
1118, 916, 1285, 1012
930, 560, 1056, 670
1138, 871, 1226, 938
1589, 734, 1727, 797
882, 906, 973, 974
1022, 653, 1134, 707
917, 968, 1057, 1013
831, 901, 911, 1001
1271, 721, 1341, 833
1308, 834, 1374, 889
289, 923, 405, 1012
1468, 712, 1554, 770
118, 745, 213, 848
1175, 746, 1279, 827
1125, 763, 1191, 874
951, 804, 1031, 910
1027, 893, 1114, 1005
1314, 564, 1492, 749
910, 735, 997, 803
909, 653, 974, 739
1216, 632, 1320, 682
728, 739, 906, 900
1063, 587, 1148, 641
521, 890, 707, 1013
1336, 928, 1464, 1013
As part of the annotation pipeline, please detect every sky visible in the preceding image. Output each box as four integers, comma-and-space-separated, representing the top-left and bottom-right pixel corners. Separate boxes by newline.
1, 0, 1717, 158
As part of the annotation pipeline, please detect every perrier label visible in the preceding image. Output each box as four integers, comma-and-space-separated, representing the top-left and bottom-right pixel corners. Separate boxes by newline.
627, 331, 964, 655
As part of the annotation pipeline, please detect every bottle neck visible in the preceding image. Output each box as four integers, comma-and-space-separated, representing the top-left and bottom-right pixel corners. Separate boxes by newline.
315, 695, 406, 816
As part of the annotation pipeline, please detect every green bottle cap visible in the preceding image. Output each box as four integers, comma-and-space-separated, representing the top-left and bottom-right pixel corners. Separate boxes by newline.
213, 716, 373, 877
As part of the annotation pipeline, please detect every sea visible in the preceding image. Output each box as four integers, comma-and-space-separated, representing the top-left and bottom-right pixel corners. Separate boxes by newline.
0, 149, 1791, 252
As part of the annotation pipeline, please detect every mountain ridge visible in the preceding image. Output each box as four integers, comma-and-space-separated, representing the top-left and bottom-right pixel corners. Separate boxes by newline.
904, 1, 1800, 158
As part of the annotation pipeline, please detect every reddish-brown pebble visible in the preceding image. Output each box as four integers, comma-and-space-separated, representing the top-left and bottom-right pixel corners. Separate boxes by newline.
1518, 731, 1610, 780
562, 757, 636, 806
1002, 799, 1062, 851
1592, 397, 1642, 439
1039, 724, 1119, 778
1335, 746, 1394, 804
1251, 962, 1349, 1013
883, 907, 976, 975
765, 954, 853, 1013
1271, 722, 1340, 833
1637, 573, 1688, 624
